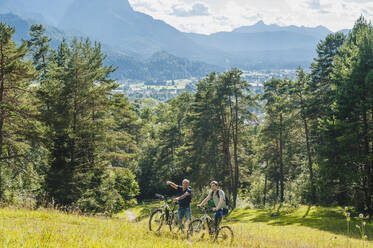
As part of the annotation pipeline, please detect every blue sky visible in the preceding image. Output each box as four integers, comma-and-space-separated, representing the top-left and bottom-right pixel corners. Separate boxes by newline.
129, 0, 373, 34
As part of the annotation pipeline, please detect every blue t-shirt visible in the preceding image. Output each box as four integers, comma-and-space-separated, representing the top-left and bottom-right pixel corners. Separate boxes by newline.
177, 185, 192, 208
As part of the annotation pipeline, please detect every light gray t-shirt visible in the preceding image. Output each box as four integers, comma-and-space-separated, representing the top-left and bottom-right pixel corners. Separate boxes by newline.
209, 189, 227, 209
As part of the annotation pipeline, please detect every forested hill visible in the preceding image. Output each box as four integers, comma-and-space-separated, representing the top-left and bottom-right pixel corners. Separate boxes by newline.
0, 13, 221, 81
105, 51, 222, 81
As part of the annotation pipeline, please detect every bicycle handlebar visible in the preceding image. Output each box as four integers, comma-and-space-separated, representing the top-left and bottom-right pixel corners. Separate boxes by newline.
155, 193, 167, 200
198, 206, 214, 212
154, 194, 177, 205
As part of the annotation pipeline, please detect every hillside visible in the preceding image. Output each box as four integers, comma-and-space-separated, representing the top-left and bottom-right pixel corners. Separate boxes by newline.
59, 0, 206, 59
0, 13, 219, 81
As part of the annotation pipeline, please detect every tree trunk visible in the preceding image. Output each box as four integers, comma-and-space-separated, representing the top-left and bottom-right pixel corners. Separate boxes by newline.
275, 137, 280, 203
363, 110, 372, 214
263, 172, 268, 206
219, 100, 233, 203
275, 175, 279, 203
370, 105, 373, 216
279, 113, 284, 203
222, 134, 233, 195
303, 116, 315, 204
0, 42, 4, 200
91, 98, 95, 169
71, 74, 78, 168
232, 85, 239, 209
299, 92, 315, 204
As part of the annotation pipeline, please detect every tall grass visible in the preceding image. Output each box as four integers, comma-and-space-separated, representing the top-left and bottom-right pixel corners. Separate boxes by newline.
0, 205, 372, 247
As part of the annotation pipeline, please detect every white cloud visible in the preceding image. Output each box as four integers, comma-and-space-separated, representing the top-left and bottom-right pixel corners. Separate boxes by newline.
345, 0, 373, 3
171, 3, 209, 17
128, 0, 373, 34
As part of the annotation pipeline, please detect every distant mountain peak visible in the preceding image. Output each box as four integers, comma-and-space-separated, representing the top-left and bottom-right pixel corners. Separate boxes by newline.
254, 20, 265, 26
232, 20, 331, 39
62, 0, 133, 18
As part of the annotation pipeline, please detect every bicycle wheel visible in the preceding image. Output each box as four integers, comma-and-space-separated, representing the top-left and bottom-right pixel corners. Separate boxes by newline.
214, 225, 234, 245
149, 209, 164, 232
187, 219, 207, 242
168, 212, 179, 232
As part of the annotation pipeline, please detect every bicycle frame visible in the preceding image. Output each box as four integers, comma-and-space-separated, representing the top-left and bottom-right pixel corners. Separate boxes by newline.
198, 207, 215, 235
157, 194, 176, 221
149, 193, 178, 232
187, 206, 234, 244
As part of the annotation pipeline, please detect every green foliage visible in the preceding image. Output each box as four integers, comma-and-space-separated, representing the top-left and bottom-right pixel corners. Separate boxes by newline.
314, 16, 373, 211
248, 16, 373, 213
106, 50, 222, 81
75, 168, 139, 214
0, 22, 46, 205
112, 167, 139, 208
186, 70, 256, 206
20, 25, 142, 213
136, 94, 193, 199
2, 16, 373, 218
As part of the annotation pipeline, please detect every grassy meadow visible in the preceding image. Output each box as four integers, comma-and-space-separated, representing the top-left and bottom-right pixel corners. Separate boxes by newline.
0, 205, 372, 247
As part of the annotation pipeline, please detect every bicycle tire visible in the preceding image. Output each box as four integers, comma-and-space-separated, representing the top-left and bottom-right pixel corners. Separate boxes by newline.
214, 225, 234, 245
149, 209, 164, 232
187, 219, 207, 242
168, 212, 179, 232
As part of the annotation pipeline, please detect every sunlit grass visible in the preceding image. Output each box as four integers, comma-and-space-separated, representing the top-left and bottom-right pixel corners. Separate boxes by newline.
0, 205, 372, 247
131, 204, 373, 247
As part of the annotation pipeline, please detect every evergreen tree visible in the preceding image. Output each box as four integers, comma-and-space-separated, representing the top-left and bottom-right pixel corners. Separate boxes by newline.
261, 78, 290, 203
322, 16, 373, 211
288, 68, 316, 203
186, 70, 255, 207
0, 23, 41, 201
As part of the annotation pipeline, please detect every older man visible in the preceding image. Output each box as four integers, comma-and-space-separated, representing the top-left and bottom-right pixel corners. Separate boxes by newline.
166, 179, 192, 230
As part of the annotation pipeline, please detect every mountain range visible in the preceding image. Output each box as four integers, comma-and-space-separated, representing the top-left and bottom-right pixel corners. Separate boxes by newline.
0, 0, 347, 80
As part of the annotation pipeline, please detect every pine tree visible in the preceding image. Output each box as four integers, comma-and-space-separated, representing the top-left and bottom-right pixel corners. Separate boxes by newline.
43, 38, 124, 212
0, 23, 38, 200
261, 78, 290, 203
288, 68, 316, 204
187, 70, 255, 207
27, 24, 51, 73
327, 16, 373, 212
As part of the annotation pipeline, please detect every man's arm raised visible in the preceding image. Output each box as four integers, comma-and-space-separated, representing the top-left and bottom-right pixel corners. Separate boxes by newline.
166, 181, 178, 190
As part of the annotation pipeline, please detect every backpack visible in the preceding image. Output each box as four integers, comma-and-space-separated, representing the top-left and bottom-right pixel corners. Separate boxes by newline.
225, 194, 231, 209
210, 190, 230, 209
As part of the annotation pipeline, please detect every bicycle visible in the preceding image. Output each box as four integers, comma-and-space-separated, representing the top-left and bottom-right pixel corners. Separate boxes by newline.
187, 206, 234, 245
149, 194, 179, 232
